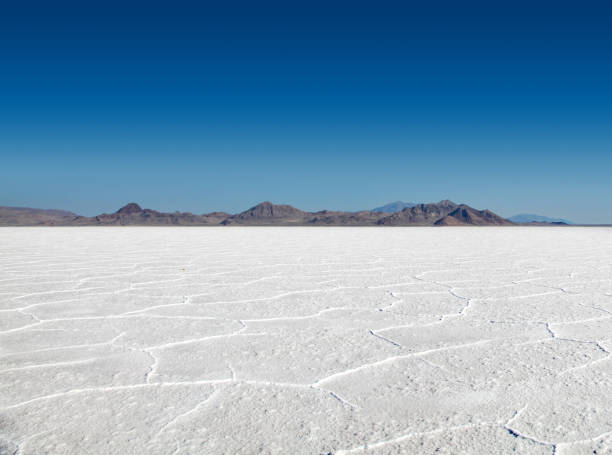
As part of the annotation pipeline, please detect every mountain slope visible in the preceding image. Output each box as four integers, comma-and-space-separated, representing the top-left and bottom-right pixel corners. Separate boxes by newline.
435, 205, 514, 226
307, 210, 388, 226
221, 202, 307, 225
0, 206, 78, 226
76, 203, 229, 226
377, 200, 458, 226
371, 201, 416, 213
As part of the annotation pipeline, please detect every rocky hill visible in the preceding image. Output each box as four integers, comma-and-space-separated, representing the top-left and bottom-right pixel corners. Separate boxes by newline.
307, 210, 388, 226
435, 205, 514, 226
83, 203, 229, 226
377, 200, 459, 226
221, 202, 306, 225
0, 206, 78, 226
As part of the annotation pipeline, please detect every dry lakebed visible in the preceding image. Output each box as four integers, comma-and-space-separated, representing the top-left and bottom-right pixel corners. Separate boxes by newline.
1, 227, 611, 454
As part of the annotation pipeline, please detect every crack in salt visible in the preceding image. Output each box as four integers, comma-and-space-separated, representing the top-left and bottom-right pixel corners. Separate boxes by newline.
335, 422, 495, 454
314, 339, 493, 386
368, 329, 402, 347
503, 406, 557, 452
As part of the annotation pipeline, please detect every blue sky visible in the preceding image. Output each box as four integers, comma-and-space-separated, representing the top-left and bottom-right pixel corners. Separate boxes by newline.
1, 1, 611, 222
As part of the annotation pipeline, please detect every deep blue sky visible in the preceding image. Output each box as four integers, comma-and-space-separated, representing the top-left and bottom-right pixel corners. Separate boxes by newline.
1, 1, 611, 222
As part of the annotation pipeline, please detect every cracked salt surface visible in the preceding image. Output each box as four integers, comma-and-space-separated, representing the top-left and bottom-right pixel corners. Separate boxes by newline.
1, 227, 611, 454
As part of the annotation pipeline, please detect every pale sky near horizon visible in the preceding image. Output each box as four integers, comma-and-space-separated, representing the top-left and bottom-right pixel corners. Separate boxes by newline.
1, 1, 611, 223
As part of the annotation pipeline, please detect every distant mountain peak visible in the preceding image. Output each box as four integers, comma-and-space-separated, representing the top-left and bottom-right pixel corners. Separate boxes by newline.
508, 214, 573, 224
222, 201, 306, 224
246, 201, 304, 217
116, 202, 143, 214
372, 200, 458, 214
371, 201, 416, 213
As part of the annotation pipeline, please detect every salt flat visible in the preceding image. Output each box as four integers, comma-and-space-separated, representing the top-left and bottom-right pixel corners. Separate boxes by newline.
1, 227, 611, 455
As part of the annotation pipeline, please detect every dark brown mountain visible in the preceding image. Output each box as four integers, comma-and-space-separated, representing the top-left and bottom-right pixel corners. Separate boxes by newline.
434, 205, 514, 226
221, 201, 307, 225
1, 200, 516, 226
223, 203, 389, 226
85, 203, 228, 226
306, 210, 388, 226
116, 202, 143, 214
0, 206, 78, 226
377, 200, 458, 226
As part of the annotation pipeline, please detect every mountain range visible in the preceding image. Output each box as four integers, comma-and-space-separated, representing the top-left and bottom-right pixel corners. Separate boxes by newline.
0, 200, 521, 226
507, 214, 573, 225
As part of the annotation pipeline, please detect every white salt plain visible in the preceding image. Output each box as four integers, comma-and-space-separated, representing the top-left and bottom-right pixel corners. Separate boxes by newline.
1, 227, 611, 455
